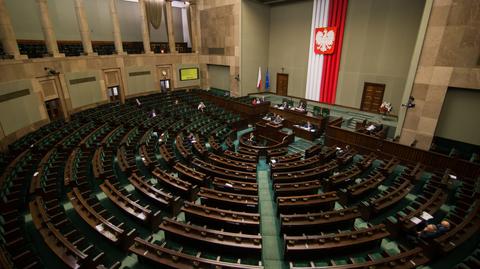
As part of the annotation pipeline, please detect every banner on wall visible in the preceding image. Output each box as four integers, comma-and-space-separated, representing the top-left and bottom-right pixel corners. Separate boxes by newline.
314, 27, 336, 54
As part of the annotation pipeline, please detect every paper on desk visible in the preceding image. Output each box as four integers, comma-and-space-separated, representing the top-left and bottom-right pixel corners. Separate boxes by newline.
410, 216, 422, 224
420, 211, 433, 220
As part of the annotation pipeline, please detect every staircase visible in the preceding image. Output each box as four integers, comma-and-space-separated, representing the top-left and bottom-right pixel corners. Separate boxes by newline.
345, 113, 376, 130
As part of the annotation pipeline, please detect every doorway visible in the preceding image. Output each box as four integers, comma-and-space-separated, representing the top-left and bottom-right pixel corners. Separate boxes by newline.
103, 69, 125, 103
45, 98, 63, 121
361, 82, 385, 113
38, 76, 68, 120
276, 73, 288, 96
107, 86, 121, 102
160, 79, 171, 93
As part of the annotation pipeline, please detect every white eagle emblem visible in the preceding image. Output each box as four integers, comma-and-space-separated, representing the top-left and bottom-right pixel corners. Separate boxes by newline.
315, 29, 335, 52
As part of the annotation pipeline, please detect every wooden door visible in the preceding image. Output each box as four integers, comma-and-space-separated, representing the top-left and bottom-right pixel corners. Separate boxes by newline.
276, 73, 289, 96
103, 69, 125, 103
38, 76, 68, 120
361, 82, 385, 113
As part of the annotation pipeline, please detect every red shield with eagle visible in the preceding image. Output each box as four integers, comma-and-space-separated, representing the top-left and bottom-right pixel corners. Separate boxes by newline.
314, 27, 336, 54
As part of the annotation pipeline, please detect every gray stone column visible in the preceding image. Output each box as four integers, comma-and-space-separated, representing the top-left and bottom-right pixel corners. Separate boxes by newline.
73, 0, 96, 56
36, 0, 63, 57
139, 0, 153, 54
0, 0, 26, 59
188, 2, 199, 53
108, 0, 125, 55
165, 0, 177, 53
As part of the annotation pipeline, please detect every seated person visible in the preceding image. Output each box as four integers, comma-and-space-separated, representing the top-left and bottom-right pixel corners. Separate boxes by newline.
136, 98, 141, 107
197, 101, 206, 112
260, 96, 266, 103
295, 101, 307, 111
151, 109, 157, 118
304, 121, 313, 130
276, 101, 289, 110
255, 98, 261, 104
366, 123, 377, 132
248, 133, 256, 145
417, 220, 450, 239
187, 133, 196, 145
263, 112, 274, 121
273, 114, 284, 124
366, 121, 382, 133
175, 99, 179, 105
158, 132, 166, 143
251, 98, 257, 105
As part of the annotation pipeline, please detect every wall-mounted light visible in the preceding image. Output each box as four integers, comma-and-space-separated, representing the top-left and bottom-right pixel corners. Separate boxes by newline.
234, 74, 240, 81
44, 67, 59, 76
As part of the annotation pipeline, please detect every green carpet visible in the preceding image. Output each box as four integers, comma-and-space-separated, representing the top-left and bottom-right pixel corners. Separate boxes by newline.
257, 158, 288, 269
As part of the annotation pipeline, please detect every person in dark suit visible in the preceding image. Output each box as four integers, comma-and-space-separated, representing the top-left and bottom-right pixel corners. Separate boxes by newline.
417, 220, 450, 239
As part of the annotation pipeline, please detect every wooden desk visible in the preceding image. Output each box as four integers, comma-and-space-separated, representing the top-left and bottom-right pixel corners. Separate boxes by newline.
324, 166, 363, 191
292, 125, 321, 141
271, 156, 322, 173
182, 201, 260, 233
161, 218, 262, 257
224, 150, 258, 163
174, 162, 207, 186
152, 168, 197, 200
272, 160, 338, 183
288, 247, 428, 269
212, 177, 258, 195
254, 122, 291, 144
280, 206, 361, 235
128, 173, 181, 214
325, 125, 480, 179
269, 106, 326, 133
274, 180, 321, 197
130, 237, 264, 269
198, 187, 259, 212
208, 153, 257, 172
360, 178, 412, 219
277, 191, 339, 214
192, 158, 257, 182
284, 224, 389, 259
397, 186, 447, 231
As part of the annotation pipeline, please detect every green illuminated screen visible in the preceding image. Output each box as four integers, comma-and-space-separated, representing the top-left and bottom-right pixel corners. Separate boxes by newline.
179, 68, 199, 81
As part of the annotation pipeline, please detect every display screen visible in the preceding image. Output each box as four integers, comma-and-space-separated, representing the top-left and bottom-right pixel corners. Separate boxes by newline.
179, 68, 199, 81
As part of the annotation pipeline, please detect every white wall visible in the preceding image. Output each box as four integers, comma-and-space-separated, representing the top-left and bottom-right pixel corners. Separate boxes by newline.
65, 71, 105, 109
5, 0, 186, 43
240, 0, 270, 95
208, 65, 230, 91
0, 80, 46, 135
267, 0, 312, 98
335, 0, 425, 111
435, 88, 480, 146
125, 66, 156, 95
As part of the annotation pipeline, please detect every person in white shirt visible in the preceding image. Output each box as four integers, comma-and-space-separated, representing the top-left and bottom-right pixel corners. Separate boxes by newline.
198, 102, 206, 112
366, 124, 376, 132
248, 133, 256, 145
305, 121, 312, 130
273, 114, 284, 124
